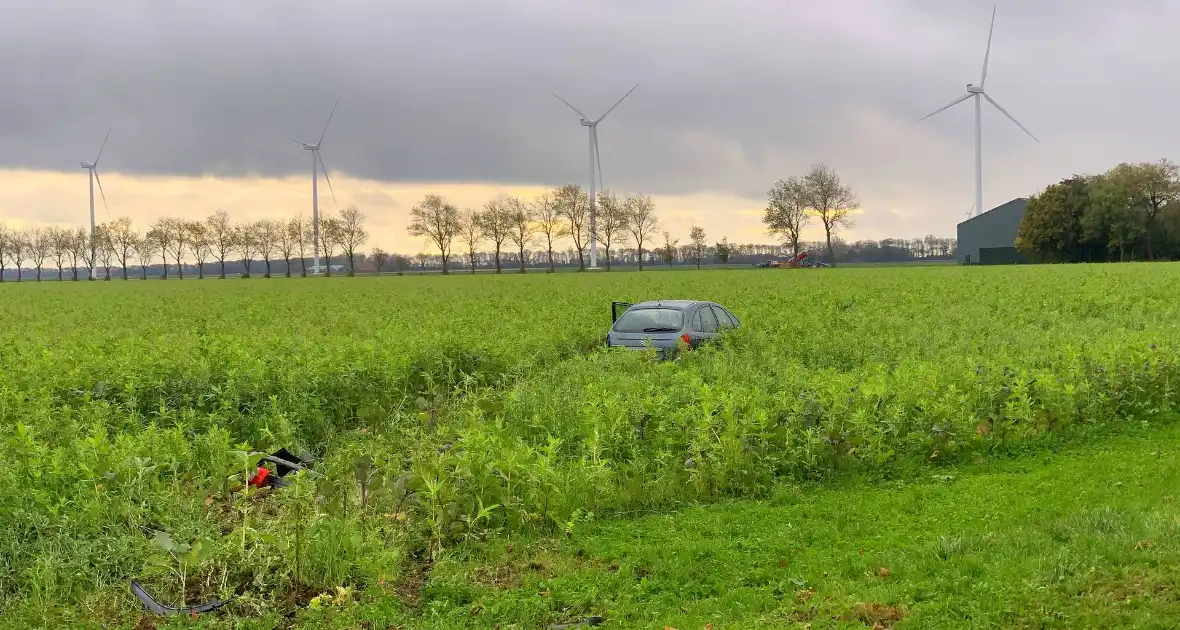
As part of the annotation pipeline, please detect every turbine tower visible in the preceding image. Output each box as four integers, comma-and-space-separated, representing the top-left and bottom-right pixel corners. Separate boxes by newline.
919, 4, 1038, 218
552, 84, 638, 269
291, 99, 339, 274
80, 128, 111, 281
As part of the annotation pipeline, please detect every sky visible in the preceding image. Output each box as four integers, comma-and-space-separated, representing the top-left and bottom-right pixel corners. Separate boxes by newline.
3, 0, 1179, 254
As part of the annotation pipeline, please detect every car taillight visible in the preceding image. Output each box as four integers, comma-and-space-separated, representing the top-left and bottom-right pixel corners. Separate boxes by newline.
680, 333, 691, 345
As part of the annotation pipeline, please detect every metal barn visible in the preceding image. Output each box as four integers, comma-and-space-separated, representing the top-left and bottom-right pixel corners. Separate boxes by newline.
956, 198, 1029, 265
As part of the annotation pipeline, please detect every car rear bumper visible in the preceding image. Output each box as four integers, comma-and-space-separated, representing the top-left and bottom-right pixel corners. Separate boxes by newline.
608, 342, 676, 359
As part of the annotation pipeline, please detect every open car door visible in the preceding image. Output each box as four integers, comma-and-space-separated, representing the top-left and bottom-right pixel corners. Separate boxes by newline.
611, 301, 634, 324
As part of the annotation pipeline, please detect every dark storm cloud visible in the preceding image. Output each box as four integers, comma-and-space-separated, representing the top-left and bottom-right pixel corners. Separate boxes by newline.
3, 0, 1179, 206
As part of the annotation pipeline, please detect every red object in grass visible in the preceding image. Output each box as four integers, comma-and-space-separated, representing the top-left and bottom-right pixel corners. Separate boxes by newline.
248, 466, 270, 487
680, 333, 691, 345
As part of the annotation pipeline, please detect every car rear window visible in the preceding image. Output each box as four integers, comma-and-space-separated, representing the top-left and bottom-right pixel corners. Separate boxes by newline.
613, 308, 684, 333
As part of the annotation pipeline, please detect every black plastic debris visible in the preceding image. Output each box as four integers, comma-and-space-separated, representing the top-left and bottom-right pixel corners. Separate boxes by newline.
248, 447, 321, 488
131, 580, 237, 615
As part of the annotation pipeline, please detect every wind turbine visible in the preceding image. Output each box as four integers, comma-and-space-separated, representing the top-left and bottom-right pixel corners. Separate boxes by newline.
552, 84, 638, 269
81, 128, 111, 281
291, 99, 339, 274
919, 4, 1038, 219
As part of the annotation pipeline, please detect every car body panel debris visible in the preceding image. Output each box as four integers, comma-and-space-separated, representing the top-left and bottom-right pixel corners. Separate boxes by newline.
131, 580, 236, 615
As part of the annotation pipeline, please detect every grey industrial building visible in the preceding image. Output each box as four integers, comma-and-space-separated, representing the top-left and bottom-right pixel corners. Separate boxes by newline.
956, 197, 1029, 265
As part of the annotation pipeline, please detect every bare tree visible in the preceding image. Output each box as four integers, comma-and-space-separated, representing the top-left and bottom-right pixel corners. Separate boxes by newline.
763, 176, 811, 257
688, 225, 708, 269
393, 254, 410, 275
802, 162, 859, 266
413, 252, 429, 273
78, 229, 97, 280
407, 194, 460, 274
625, 193, 659, 271
370, 247, 390, 274
186, 221, 212, 279
10, 230, 31, 281
532, 192, 565, 272
506, 196, 535, 273
715, 237, 732, 267
104, 217, 138, 279
27, 228, 50, 281
96, 223, 116, 279
595, 189, 630, 271
9, 230, 27, 281
0, 224, 9, 281
63, 228, 83, 280
162, 218, 188, 279
555, 185, 590, 270
134, 231, 155, 279
477, 196, 514, 273
290, 215, 312, 277
320, 216, 343, 276
147, 220, 173, 279
457, 207, 483, 273
659, 231, 679, 267
235, 222, 259, 277
207, 209, 236, 278
278, 216, 299, 277
255, 219, 282, 278
338, 205, 368, 276
47, 227, 70, 280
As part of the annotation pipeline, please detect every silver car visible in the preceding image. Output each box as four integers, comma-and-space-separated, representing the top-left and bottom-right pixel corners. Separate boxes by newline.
606, 300, 741, 357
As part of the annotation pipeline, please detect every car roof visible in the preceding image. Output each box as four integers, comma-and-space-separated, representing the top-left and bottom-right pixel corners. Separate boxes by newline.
628, 300, 708, 310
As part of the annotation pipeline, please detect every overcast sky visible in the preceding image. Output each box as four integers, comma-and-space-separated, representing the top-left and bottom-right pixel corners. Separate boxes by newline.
3, 0, 1179, 249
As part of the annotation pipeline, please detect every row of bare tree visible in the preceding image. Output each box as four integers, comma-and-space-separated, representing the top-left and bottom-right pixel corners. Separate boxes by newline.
0, 206, 368, 280
407, 184, 662, 273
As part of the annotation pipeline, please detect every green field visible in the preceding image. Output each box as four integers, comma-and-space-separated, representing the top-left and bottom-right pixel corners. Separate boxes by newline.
2, 264, 1179, 628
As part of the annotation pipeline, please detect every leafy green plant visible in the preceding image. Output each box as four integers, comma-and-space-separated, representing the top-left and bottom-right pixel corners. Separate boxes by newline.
143, 532, 219, 608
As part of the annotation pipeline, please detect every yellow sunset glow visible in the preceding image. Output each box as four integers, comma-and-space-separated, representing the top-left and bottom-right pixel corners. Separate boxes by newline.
0, 169, 839, 253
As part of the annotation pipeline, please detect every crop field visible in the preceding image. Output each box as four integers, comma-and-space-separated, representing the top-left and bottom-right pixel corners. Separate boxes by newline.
2, 264, 1180, 628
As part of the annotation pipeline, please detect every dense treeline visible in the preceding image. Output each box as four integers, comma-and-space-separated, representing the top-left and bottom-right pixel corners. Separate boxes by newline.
0, 176, 955, 281
1016, 158, 1180, 262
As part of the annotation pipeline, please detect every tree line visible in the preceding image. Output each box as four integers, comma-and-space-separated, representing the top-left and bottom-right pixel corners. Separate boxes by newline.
0, 174, 956, 281
1016, 158, 1180, 262
0, 206, 369, 281
396, 234, 955, 272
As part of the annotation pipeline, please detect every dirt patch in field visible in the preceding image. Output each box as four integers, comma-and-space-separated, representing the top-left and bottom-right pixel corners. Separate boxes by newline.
395, 561, 433, 608
849, 601, 906, 628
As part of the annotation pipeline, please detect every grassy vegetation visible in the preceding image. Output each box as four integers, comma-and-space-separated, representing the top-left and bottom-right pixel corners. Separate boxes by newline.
1, 263, 1178, 628
365, 423, 1180, 629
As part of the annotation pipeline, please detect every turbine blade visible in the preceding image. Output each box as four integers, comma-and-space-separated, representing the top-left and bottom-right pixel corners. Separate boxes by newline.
983, 93, 1039, 143
94, 127, 111, 164
317, 151, 337, 204
552, 93, 590, 120
318, 98, 339, 146
290, 139, 308, 146
919, 93, 972, 121
980, 4, 996, 88
94, 169, 109, 213
593, 127, 603, 192
595, 84, 638, 122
